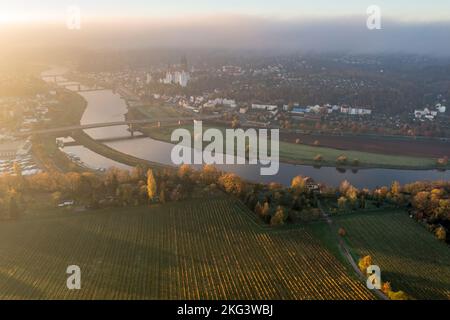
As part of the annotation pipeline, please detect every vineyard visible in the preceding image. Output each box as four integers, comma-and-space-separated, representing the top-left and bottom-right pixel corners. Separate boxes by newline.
0, 197, 373, 300
335, 211, 450, 300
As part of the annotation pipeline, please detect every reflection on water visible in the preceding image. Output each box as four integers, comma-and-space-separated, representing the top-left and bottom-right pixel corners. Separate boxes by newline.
43, 68, 450, 189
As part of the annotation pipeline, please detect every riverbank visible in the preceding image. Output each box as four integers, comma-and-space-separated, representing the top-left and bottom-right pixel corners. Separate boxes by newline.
70, 130, 171, 171
31, 89, 89, 172
136, 124, 449, 171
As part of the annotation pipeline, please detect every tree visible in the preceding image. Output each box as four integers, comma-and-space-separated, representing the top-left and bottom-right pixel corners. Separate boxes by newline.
270, 206, 285, 226
254, 202, 263, 216
435, 199, 450, 220
390, 181, 403, 206
201, 164, 220, 185
388, 290, 409, 300
346, 186, 359, 209
159, 189, 166, 204
291, 176, 306, 191
13, 162, 23, 189
358, 255, 372, 273
178, 164, 192, 180
261, 202, 271, 218
338, 228, 347, 237
412, 191, 430, 215
218, 173, 244, 196
437, 156, 449, 166
131, 165, 145, 181
336, 155, 348, 165
51, 191, 62, 206
314, 154, 323, 162
435, 226, 447, 242
116, 184, 134, 206
382, 282, 392, 295
13, 162, 22, 177
66, 172, 82, 195
339, 180, 351, 195
147, 169, 157, 201
338, 196, 348, 212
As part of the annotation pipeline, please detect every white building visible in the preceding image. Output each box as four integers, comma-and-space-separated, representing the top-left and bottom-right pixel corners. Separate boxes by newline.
436, 103, 447, 113
251, 104, 278, 111
161, 71, 190, 87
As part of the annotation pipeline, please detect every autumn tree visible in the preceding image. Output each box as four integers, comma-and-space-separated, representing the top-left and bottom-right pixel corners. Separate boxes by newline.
218, 173, 244, 196
314, 154, 323, 162
346, 186, 359, 209
147, 169, 157, 202
51, 191, 62, 206
339, 180, 351, 195
159, 189, 166, 204
200, 164, 220, 185
131, 165, 145, 181
336, 155, 348, 165
270, 206, 286, 226
358, 255, 373, 273
254, 202, 263, 216
435, 226, 447, 242
261, 201, 271, 218
178, 164, 192, 180
291, 176, 306, 192
338, 196, 348, 212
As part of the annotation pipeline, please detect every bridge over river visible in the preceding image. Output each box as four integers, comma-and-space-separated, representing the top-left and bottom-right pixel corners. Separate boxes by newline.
15, 115, 222, 137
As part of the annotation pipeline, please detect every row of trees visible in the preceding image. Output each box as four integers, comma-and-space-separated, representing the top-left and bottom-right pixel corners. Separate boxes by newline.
358, 255, 409, 300
0, 162, 322, 227
328, 179, 450, 242
2, 161, 448, 238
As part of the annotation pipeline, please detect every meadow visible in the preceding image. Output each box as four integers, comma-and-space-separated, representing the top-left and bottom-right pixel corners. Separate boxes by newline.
141, 124, 439, 169
0, 197, 373, 300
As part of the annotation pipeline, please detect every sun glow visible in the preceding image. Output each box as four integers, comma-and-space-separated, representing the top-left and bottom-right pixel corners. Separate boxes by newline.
0, 12, 29, 24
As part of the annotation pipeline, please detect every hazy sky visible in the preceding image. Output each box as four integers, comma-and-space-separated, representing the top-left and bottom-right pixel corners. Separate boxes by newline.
1, 0, 450, 22
1, 1, 450, 56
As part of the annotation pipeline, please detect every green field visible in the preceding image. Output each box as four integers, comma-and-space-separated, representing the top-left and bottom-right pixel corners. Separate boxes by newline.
135, 105, 186, 119
334, 210, 450, 300
0, 197, 373, 300
142, 124, 439, 169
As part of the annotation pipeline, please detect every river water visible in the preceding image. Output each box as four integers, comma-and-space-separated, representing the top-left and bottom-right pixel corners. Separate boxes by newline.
42, 69, 450, 189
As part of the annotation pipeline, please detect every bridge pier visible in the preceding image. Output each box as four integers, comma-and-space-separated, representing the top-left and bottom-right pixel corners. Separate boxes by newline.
129, 124, 135, 137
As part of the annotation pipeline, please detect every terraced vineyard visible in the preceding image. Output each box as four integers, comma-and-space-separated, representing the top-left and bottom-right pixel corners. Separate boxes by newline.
0, 197, 373, 300
335, 211, 450, 300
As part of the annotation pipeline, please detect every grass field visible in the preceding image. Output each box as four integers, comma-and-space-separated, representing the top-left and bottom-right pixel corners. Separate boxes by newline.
334, 210, 450, 300
0, 197, 374, 300
142, 124, 439, 169
135, 105, 187, 119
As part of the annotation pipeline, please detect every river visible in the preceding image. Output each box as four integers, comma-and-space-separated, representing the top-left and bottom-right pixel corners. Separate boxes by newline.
42, 68, 450, 189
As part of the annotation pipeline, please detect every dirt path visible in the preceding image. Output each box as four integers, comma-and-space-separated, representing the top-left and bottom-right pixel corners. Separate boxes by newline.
317, 200, 389, 300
